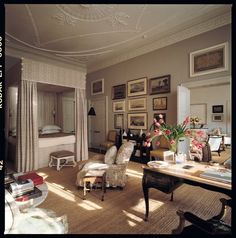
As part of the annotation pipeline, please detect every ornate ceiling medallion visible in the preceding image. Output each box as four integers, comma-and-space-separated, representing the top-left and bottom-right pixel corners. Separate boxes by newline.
57, 4, 114, 21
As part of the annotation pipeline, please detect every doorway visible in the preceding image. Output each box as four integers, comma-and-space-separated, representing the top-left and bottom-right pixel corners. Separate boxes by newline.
88, 96, 108, 149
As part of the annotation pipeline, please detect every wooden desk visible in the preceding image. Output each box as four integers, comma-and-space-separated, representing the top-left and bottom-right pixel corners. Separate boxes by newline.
142, 161, 231, 221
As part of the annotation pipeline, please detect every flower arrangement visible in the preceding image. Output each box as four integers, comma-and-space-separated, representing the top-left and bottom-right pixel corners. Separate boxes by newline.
144, 114, 206, 153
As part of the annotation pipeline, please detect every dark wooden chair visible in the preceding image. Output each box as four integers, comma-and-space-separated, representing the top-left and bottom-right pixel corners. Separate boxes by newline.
172, 198, 231, 235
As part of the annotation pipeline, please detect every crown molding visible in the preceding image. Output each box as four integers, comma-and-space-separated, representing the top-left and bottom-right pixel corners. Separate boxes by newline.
6, 42, 87, 73
88, 12, 231, 73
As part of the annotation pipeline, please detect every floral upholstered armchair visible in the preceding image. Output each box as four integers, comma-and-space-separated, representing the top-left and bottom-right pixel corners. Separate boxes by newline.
76, 141, 134, 188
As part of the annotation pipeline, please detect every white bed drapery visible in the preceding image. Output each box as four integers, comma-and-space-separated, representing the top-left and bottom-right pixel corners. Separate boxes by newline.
16, 80, 39, 172
16, 58, 88, 172
75, 88, 88, 161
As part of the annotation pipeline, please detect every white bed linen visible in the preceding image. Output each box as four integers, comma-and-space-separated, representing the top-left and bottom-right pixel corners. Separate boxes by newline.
38, 135, 75, 148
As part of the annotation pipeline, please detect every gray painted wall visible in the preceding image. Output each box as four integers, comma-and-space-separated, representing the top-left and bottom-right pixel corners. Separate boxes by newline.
86, 24, 231, 134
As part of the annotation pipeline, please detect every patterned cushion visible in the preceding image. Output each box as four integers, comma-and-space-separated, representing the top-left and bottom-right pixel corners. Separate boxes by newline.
115, 142, 134, 165
104, 145, 117, 165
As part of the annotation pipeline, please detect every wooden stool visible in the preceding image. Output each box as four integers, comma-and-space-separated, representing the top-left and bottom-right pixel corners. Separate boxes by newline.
49, 150, 76, 171
83, 170, 106, 201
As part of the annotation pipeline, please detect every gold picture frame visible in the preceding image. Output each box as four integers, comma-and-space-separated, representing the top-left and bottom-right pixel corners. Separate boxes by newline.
127, 113, 147, 130
190, 42, 228, 77
127, 77, 147, 97
128, 97, 147, 111
113, 100, 125, 112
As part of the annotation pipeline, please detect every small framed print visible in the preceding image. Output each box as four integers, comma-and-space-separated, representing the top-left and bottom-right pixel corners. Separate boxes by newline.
153, 97, 167, 110
91, 78, 104, 96
112, 84, 126, 100
114, 114, 124, 129
190, 42, 228, 77
149, 75, 171, 95
154, 113, 166, 123
212, 105, 223, 113
127, 77, 147, 97
212, 114, 223, 122
127, 113, 147, 130
128, 97, 147, 111
113, 100, 125, 112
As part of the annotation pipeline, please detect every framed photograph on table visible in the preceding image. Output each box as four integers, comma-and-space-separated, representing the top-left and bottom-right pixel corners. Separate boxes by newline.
127, 113, 147, 130
114, 114, 124, 129
127, 77, 147, 97
113, 100, 125, 112
149, 75, 171, 95
128, 97, 147, 111
91, 78, 104, 96
112, 84, 126, 100
153, 97, 167, 110
190, 42, 228, 77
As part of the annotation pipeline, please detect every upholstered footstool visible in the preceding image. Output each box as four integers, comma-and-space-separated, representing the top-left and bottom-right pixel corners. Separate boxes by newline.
49, 150, 76, 171
83, 170, 106, 201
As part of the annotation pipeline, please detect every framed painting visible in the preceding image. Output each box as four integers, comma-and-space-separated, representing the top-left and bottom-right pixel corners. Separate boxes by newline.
127, 113, 147, 130
149, 75, 171, 95
212, 105, 223, 113
127, 77, 147, 97
190, 42, 228, 77
154, 113, 166, 123
153, 97, 167, 110
212, 114, 223, 122
112, 84, 126, 100
114, 114, 124, 129
128, 97, 147, 111
113, 100, 125, 112
91, 78, 104, 96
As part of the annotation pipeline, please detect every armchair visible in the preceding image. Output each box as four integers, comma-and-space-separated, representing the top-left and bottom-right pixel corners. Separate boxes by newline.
100, 130, 117, 153
76, 141, 134, 188
208, 136, 222, 156
172, 198, 231, 235
149, 135, 170, 160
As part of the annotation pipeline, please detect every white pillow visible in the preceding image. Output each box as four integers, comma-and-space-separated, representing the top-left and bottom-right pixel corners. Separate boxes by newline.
104, 146, 117, 165
41, 129, 60, 134
42, 125, 61, 132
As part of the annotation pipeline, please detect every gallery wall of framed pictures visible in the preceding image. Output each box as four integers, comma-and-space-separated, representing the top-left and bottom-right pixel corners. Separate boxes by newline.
110, 74, 171, 131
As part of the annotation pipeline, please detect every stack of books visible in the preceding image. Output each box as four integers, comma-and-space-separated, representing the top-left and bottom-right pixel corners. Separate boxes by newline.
9, 179, 35, 198
200, 169, 231, 184
15, 187, 42, 202
17, 172, 44, 186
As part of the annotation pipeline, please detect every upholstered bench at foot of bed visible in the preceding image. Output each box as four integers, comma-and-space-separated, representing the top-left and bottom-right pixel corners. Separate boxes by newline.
49, 150, 76, 171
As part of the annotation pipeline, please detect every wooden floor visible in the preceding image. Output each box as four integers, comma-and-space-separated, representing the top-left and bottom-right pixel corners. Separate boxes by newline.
35, 150, 231, 234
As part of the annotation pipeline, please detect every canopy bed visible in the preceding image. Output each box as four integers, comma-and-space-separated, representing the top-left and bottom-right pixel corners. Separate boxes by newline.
6, 57, 88, 172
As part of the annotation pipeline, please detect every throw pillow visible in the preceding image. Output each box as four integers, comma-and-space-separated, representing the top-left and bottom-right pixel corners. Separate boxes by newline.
115, 142, 134, 165
104, 146, 117, 165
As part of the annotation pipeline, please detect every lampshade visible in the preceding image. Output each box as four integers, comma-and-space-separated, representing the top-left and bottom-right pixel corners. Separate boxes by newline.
88, 107, 96, 116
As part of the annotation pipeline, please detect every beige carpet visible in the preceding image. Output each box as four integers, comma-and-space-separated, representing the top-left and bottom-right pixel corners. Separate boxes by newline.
36, 151, 231, 234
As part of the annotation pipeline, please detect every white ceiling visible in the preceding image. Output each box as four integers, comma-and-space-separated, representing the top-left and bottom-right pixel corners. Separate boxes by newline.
5, 4, 231, 73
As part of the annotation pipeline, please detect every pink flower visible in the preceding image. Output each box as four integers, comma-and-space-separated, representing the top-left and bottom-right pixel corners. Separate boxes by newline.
146, 132, 151, 137
159, 119, 164, 124
155, 122, 161, 127
153, 118, 157, 123
183, 116, 190, 125
156, 141, 160, 146
159, 114, 163, 119
165, 130, 171, 135
170, 139, 176, 145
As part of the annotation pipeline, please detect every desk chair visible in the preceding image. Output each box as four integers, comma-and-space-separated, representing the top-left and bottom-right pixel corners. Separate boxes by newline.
208, 136, 222, 156
172, 198, 231, 235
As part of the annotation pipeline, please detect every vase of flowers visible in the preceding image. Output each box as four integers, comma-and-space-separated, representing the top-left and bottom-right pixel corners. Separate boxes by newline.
190, 116, 200, 129
144, 114, 205, 157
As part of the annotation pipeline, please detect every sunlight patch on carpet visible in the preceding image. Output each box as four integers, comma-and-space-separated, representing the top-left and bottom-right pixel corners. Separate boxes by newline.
131, 198, 164, 213
77, 200, 102, 211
